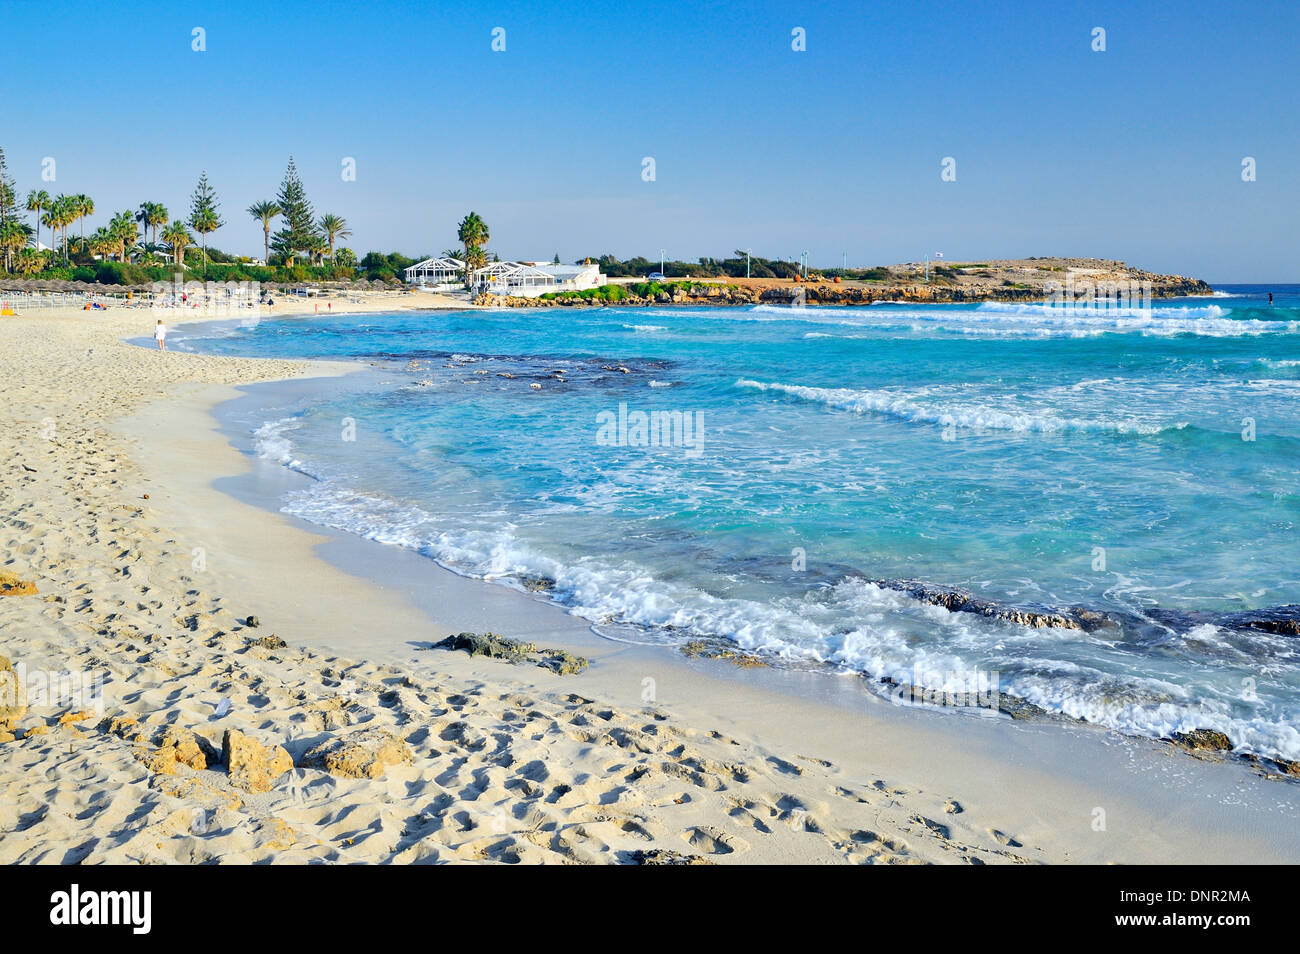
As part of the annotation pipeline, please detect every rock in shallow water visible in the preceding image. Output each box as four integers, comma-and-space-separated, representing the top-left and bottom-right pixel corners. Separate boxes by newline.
1170, 729, 1233, 752
680, 639, 768, 669
869, 579, 1086, 630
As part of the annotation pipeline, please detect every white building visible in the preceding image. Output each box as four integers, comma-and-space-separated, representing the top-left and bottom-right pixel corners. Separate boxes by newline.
403, 258, 605, 298
403, 256, 465, 290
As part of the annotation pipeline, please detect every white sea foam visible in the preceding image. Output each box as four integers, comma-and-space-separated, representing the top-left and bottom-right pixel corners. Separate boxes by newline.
252, 418, 301, 465
248, 460, 1300, 761
735, 379, 1182, 435
972, 301, 1230, 319
762, 301, 1300, 339
1245, 379, 1300, 390
250, 418, 327, 479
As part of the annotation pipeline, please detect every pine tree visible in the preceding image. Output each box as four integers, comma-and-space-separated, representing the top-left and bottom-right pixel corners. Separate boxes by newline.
270, 156, 319, 263
0, 146, 21, 229
188, 171, 224, 279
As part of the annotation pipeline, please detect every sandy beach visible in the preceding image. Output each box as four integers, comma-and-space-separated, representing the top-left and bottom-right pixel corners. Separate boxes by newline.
2, 293, 1298, 865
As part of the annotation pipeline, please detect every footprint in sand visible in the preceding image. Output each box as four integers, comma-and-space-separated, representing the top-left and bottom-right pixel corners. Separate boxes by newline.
910, 814, 951, 839
989, 828, 1023, 848
725, 796, 774, 833
683, 825, 749, 855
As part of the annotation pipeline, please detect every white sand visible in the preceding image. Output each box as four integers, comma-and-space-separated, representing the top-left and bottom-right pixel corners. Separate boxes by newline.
1, 294, 1297, 864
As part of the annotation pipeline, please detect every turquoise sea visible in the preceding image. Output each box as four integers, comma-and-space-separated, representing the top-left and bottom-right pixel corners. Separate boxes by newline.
180, 286, 1300, 761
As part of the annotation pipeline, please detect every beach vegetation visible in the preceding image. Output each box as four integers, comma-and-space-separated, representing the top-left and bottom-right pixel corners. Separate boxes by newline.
540, 283, 628, 302
136, 202, 168, 245
13, 247, 46, 275
187, 172, 223, 279
23, 188, 50, 254
576, 252, 891, 282
319, 213, 351, 263
457, 211, 490, 287
270, 156, 319, 264
0, 220, 30, 272
246, 200, 281, 265
108, 210, 138, 263
161, 222, 194, 267
0, 148, 21, 233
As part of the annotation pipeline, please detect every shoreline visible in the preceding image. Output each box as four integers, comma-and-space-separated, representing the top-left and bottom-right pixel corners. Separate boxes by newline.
2, 297, 1298, 864
210, 363, 1300, 777
111, 378, 1300, 864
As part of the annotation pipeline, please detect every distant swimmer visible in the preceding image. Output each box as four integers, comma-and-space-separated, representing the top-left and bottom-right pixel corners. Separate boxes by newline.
1269, 292, 1274, 306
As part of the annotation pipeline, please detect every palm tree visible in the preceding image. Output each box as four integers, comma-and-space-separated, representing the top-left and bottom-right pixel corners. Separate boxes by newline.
41, 196, 65, 262
89, 227, 116, 262
54, 195, 75, 262
74, 194, 93, 241
40, 207, 58, 258
0, 220, 31, 272
318, 213, 351, 263
457, 212, 490, 288
14, 247, 47, 275
161, 222, 193, 268
38, 194, 78, 263
136, 201, 168, 244
25, 189, 49, 251
304, 233, 329, 267
131, 241, 165, 264
190, 208, 219, 275
108, 211, 137, 262
63, 235, 89, 265
61, 195, 81, 249
246, 200, 280, 265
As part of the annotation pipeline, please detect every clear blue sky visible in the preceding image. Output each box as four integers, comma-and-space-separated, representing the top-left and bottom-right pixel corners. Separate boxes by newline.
4, 0, 1295, 280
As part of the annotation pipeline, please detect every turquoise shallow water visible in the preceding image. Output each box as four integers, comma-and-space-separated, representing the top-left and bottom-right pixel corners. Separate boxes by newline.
180, 286, 1300, 760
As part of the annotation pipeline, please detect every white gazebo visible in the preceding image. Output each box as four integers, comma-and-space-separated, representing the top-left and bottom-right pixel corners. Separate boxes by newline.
475, 262, 558, 295
403, 256, 607, 298
403, 256, 465, 288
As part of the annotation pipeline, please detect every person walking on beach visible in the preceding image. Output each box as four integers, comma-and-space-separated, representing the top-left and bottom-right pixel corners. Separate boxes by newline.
154, 319, 167, 351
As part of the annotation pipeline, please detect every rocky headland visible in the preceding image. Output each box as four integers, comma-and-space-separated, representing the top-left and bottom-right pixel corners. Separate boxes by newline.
480, 258, 1212, 308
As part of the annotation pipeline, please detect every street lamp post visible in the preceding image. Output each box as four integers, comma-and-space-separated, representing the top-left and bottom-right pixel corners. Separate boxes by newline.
660, 249, 666, 278
745, 248, 751, 279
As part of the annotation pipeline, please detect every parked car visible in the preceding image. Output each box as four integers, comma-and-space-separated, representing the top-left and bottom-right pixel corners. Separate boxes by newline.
645, 272, 666, 281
